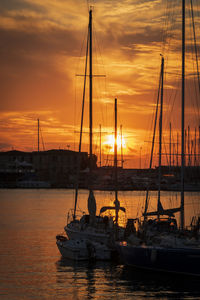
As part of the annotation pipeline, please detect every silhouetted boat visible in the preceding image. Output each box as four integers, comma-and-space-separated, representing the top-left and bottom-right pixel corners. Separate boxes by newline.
117, 0, 200, 276
57, 9, 125, 261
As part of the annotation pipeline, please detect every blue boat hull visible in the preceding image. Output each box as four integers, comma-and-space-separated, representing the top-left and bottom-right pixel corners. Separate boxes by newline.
118, 244, 200, 276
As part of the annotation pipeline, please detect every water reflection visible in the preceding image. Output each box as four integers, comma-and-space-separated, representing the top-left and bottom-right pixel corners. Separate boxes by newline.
119, 266, 200, 298
56, 259, 200, 299
56, 259, 124, 299
1, 189, 200, 299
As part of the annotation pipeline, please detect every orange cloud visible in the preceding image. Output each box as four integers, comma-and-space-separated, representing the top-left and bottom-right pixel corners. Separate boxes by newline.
0, 0, 199, 168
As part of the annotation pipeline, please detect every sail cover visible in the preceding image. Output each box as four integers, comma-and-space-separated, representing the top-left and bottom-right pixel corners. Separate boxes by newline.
88, 190, 96, 217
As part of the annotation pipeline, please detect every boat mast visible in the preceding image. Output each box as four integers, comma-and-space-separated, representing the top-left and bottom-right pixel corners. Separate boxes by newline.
87, 8, 97, 222
199, 126, 200, 167
177, 132, 179, 166
158, 56, 164, 216
89, 9, 93, 173
181, 0, 185, 230
188, 126, 190, 166
195, 127, 197, 166
114, 98, 119, 236
99, 124, 102, 167
120, 125, 124, 168
170, 122, 172, 169
99, 98, 125, 230
38, 118, 40, 152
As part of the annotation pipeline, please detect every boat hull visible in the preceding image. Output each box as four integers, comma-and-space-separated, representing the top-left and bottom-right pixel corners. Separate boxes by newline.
57, 240, 89, 261
65, 225, 112, 245
118, 244, 200, 276
56, 238, 111, 261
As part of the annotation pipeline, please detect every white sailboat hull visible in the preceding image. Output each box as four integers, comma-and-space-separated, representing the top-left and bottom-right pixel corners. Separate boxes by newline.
65, 224, 112, 245
56, 238, 111, 261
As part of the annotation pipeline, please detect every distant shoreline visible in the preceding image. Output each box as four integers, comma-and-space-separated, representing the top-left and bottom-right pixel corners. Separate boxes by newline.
1, 186, 200, 192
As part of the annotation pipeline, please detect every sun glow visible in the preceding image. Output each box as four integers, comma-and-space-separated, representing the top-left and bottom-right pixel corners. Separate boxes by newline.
103, 134, 126, 153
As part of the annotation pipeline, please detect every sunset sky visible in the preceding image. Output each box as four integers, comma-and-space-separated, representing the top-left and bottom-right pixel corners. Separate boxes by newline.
0, 0, 199, 168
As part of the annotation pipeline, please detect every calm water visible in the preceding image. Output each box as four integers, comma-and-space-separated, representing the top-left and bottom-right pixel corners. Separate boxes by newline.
0, 189, 200, 299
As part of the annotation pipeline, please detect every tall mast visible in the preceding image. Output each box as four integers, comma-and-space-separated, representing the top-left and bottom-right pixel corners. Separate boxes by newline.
120, 125, 124, 168
158, 56, 164, 214
114, 98, 119, 233
185, 129, 187, 165
37, 118, 40, 152
170, 122, 172, 169
173, 137, 175, 167
99, 99, 125, 234
177, 132, 179, 166
89, 9, 93, 172
181, 0, 185, 230
99, 124, 102, 167
114, 98, 118, 205
199, 126, 200, 166
188, 126, 190, 166
195, 127, 197, 166
87, 8, 96, 222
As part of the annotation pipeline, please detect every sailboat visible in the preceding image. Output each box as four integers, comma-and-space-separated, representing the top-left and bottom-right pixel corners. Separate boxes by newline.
56, 9, 125, 261
117, 0, 200, 276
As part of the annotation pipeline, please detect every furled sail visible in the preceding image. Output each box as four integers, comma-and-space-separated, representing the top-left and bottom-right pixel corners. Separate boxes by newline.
88, 190, 96, 218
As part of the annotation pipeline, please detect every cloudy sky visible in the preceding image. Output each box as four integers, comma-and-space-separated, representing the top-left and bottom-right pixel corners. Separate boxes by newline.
0, 0, 199, 167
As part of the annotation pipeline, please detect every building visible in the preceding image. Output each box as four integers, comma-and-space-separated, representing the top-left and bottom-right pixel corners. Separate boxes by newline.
0, 149, 97, 187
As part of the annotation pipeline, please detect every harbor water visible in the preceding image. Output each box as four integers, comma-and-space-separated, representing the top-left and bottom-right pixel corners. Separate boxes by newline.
0, 189, 200, 299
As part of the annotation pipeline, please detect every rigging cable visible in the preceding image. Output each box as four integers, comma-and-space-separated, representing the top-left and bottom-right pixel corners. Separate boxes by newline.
73, 23, 89, 220
144, 64, 162, 216
190, 0, 200, 119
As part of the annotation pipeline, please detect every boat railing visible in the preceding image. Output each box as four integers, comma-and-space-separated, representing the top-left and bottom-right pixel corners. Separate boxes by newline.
189, 215, 200, 232
67, 209, 85, 224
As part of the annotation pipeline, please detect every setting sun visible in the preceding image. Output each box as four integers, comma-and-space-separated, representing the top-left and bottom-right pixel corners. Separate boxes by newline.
103, 134, 126, 153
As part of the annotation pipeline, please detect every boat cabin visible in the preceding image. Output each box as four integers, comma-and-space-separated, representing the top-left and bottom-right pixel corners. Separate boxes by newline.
145, 217, 178, 233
